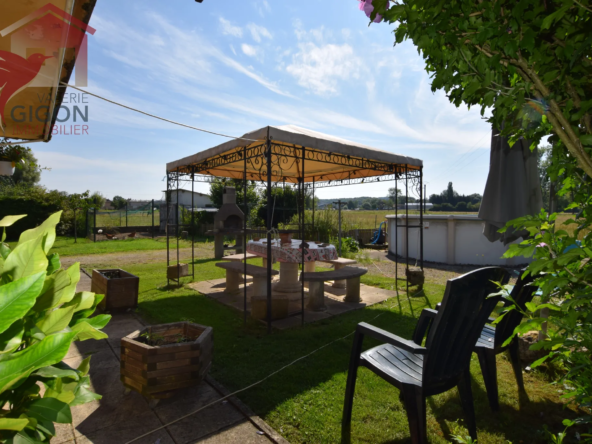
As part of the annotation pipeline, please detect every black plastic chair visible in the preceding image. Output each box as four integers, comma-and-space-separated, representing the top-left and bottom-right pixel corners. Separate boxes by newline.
342, 267, 510, 444
474, 271, 538, 411
415, 270, 538, 412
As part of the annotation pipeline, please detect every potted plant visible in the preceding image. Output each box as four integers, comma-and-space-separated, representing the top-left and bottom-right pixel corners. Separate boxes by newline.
91, 268, 140, 312
0, 145, 35, 176
120, 321, 213, 403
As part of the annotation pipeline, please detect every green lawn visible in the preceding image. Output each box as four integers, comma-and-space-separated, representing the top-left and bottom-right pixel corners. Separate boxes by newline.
77, 255, 580, 444
7, 236, 193, 257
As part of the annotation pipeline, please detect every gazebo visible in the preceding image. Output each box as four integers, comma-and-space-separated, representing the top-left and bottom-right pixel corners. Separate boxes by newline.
166, 125, 424, 332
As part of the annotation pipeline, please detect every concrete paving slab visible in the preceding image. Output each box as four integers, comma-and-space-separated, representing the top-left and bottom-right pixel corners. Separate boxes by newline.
196, 420, 274, 443
154, 383, 244, 443
53, 424, 75, 444
191, 274, 397, 330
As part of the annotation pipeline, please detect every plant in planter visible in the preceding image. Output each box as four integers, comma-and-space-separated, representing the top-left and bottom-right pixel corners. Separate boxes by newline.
0, 211, 110, 443
120, 321, 213, 404
0, 145, 36, 176
91, 269, 139, 312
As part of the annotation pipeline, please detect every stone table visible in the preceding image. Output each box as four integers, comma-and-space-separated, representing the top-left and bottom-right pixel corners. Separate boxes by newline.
246, 239, 338, 293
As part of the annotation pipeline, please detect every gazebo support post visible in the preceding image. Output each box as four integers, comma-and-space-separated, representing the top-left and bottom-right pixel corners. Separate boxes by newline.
166, 173, 171, 287
312, 178, 315, 240
191, 170, 195, 280
243, 144, 248, 326
395, 176, 398, 285
420, 167, 424, 271
301, 145, 305, 326
405, 165, 409, 296
265, 130, 272, 334
176, 174, 180, 285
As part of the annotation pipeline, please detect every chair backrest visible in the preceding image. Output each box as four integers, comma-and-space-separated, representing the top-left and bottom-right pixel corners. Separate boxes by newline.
423, 267, 510, 390
493, 271, 537, 350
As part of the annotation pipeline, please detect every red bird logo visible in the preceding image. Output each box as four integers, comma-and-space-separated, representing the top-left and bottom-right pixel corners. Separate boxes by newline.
0, 50, 53, 130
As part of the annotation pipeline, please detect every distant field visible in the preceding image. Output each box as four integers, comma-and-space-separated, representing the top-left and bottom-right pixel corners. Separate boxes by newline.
93, 210, 160, 227
334, 209, 477, 230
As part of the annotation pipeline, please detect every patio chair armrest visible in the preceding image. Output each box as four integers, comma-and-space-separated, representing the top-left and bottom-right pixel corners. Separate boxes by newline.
356, 322, 427, 355
412, 308, 439, 345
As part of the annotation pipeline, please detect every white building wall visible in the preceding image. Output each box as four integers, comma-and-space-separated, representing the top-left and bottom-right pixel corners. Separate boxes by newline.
387, 214, 531, 266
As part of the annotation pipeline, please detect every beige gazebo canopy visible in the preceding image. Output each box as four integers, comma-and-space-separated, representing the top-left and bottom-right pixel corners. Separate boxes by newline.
167, 125, 422, 184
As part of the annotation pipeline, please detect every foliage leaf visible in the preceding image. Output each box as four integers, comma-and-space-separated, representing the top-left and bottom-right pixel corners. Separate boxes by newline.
1, 237, 48, 284
0, 215, 27, 228
36, 306, 76, 335
0, 272, 45, 334
26, 397, 72, 424
0, 320, 24, 354
18, 211, 62, 255
0, 418, 29, 431
0, 332, 75, 394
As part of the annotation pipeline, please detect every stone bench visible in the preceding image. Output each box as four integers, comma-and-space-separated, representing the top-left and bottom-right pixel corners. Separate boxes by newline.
215, 262, 278, 297
221, 253, 258, 262
300, 266, 368, 311
324, 257, 357, 288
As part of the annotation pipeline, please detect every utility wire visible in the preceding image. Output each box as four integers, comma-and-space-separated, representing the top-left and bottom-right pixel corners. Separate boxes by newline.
60, 82, 259, 142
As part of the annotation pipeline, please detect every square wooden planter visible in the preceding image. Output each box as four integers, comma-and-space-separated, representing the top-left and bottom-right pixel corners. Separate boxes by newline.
91, 269, 139, 312
120, 322, 213, 400
167, 263, 189, 280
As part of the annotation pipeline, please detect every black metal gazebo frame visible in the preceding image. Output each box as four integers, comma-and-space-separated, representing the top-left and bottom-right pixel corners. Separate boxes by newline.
166, 126, 424, 333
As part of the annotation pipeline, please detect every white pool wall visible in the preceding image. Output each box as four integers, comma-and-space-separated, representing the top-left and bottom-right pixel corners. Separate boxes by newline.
386, 214, 532, 266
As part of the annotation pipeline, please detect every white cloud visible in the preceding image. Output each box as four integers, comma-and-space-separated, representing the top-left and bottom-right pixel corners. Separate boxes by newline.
247, 23, 272, 43
219, 17, 243, 38
241, 44, 259, 58
93, 13, 291, 97
286, 42, 361, 95
254, 0, 271, 17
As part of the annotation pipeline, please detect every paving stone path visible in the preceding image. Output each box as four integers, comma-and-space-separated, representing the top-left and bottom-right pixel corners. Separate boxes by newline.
54, 273, 288, 444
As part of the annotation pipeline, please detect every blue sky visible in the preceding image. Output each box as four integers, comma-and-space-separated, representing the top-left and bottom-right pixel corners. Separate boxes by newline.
36, 0, 493, 201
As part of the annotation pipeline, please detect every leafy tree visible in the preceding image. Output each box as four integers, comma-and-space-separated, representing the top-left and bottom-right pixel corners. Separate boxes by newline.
363, 0, 592, 433
387, 187, 401, 205
347, 200, 357, 210
258, 186, 299, 227
12, 151, 41, 186
361, 202, 372, 210
367, 0, 592, 176
86, 192, 105, 210
111, 196, 127, 210
0, 212, 110, 442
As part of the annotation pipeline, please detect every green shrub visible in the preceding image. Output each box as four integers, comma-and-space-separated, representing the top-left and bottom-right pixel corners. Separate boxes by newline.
455, 201, 468, 211
440, 203, 454, 212
0, 211, 110, 442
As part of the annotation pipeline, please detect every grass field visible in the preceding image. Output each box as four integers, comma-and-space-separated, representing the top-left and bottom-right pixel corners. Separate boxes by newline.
68, 244, 583, 444
93, 210, 160, 228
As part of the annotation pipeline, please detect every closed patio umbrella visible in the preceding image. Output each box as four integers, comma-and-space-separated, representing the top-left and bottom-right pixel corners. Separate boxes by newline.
478, 126, 543, 244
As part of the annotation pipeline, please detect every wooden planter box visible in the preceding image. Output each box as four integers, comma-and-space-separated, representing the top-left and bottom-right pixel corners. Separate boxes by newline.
120, 322, 213, 400
167, 263, 189, 279
91, 269, 139, 312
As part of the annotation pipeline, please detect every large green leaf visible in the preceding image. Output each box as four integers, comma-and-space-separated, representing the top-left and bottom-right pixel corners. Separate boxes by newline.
46, 253, 61, 275
59, 263, 80, 305
0, 242, 10, 260
34, 364, 79, 381
63, 291, 94, 313
34, 270, 70, 312
36, 306, 76, 335
27, 397, 72, 424
11, 431, 45, 444
0, 272, 45, 334
70, 321, 108, 341
2, 236, 48, 284
71, 294, 104, 324
18, 211, 62, 255
0, 332, 75, 394
0, 320, 24, 354
0, 215, 27, 228
0, 418, 29, 431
